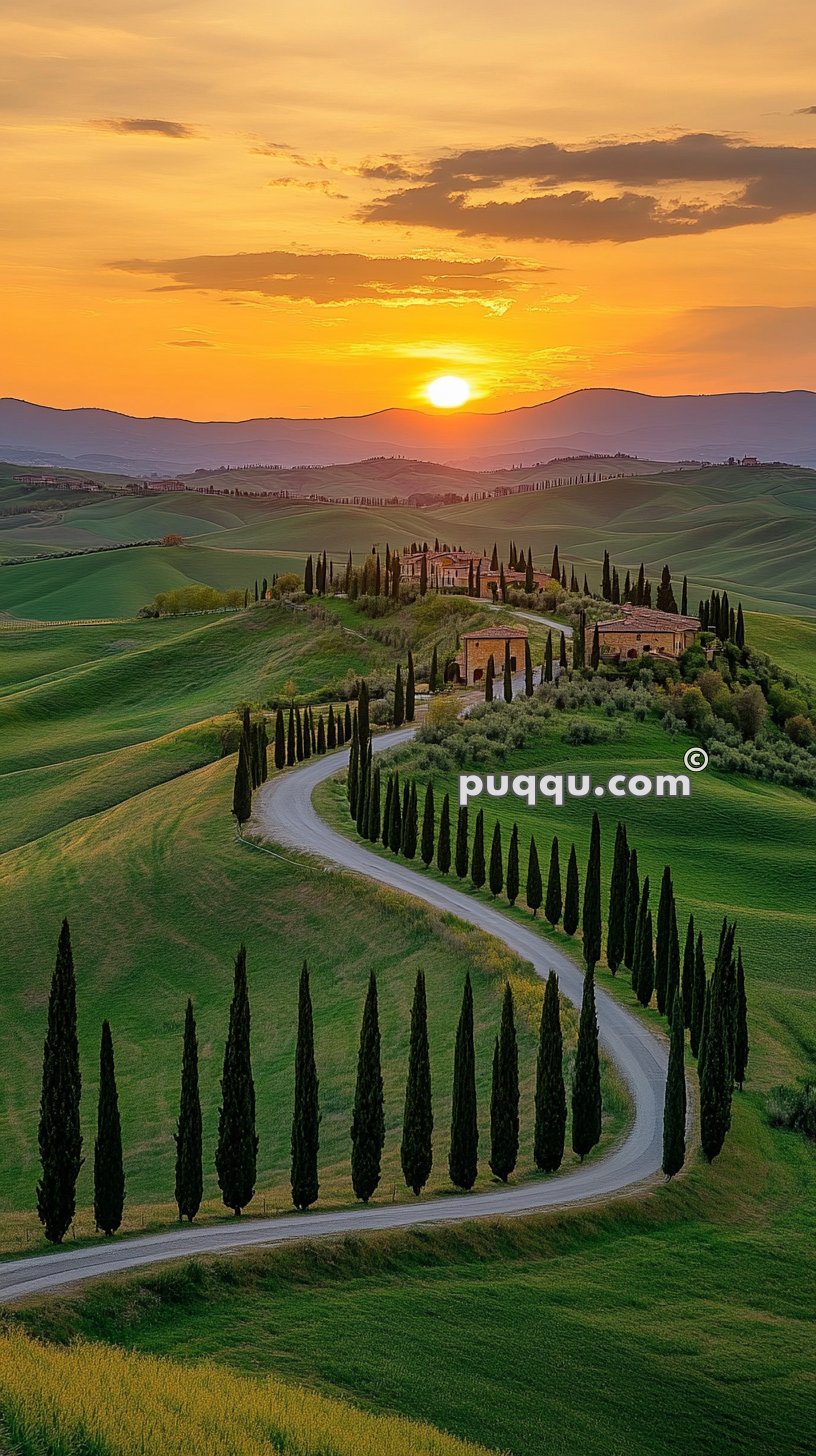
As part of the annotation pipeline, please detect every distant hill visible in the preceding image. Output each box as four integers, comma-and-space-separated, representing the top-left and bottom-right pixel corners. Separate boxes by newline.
2, 389, 816, 471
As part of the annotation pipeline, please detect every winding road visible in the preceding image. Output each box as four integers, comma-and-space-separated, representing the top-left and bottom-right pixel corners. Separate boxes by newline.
0, 729, 667, 1305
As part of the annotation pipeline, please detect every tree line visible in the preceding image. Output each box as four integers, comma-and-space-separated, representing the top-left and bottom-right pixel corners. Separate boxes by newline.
33, 921, 596, 1242
233, 699, 355, 825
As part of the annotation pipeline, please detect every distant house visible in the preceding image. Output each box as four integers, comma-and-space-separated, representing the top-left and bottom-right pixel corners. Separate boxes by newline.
141, 479, 185, 492
588, 604, 700, 661
453, 623, 529, 685
740, 456, 759, 467
401, 549, 552, 597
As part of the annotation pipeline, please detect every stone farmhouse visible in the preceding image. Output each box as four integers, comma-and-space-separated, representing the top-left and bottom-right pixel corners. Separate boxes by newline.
588, 604, 700, 661
402, 549, 552, 598
453, 623, 529, 685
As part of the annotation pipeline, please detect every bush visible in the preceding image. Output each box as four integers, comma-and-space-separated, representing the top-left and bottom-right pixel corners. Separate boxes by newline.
149, 585, 243, 616
562, 719, 614, 745
766, 1082, 816, 1141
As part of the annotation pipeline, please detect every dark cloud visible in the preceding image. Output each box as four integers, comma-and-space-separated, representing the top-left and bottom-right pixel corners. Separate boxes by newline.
356, 158, 421, 181
251, 141, 330, 167
360, 133, 816, 242
267, 177, 348, 199
111, 249, 548, 306
795, 106, 816, 115
92, 117, 198, 139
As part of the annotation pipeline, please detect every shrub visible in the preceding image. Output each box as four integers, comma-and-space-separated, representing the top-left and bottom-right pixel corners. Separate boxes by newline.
766, 1082, 816, 1141
562, 719, 614, 745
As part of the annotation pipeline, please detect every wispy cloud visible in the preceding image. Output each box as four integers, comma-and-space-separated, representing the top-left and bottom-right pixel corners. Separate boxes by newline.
92, 118, 199, 139
361, 133, 816, 243
166, 339, 214, 347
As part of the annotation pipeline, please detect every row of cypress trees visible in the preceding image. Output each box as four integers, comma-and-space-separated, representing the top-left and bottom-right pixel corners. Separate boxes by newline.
233, 699, 357, 825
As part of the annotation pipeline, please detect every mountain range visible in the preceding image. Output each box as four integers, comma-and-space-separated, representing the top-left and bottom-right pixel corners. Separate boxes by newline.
2, 389, 816, 474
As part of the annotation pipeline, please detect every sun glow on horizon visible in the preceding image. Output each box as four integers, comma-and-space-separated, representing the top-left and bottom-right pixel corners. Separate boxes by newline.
425, 375, 472, 409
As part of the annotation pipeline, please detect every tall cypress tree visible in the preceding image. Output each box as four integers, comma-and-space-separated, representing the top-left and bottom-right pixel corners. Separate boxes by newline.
631, 876, 650, 993
666, 901, 681, 1021
291, 962, 320, 1210
526, 834, 543, 916
590, 623, 600, 669
421, 782, 435, 866
93, 1020, 124, 1236
437, 793, 452, 873
351, 972, 385, 1202
681, 914, 696, 1029
37, 919, 82, 1244
699, 925, 736, 1160
232, 737, 252, 825
485, 653, 495, 702
506, 823, 520, 906
734, 948, 749, 1089
347, 713, 360, 817
690, 932, 706, 1058
572, 968, 602, 1159
366, 762, 381, 842
636, 908, 655, 1007
582, 812, 602, 973
563, 843, 580, 935
389, 771, 402, 853
524, 639, 534, 696
429, 643, 439, 693
401, 970, 433, 1195
559, 631, 568, 672
623, 848, 640, 968
662, 992, 687, 1178
455, 805, 469, 879
287, 706, 296, 766
215, 945, 258, 1216
544, 630, 553, 683
606, 822, 629, 974
544, 835, 562, 927
406, 651, 416, 722
449, 973, 478, 1189
327, 704, 337, 749
295, 706, 304, 761
655, 866, 674, 1014
402, 780, 418, 858
274, 707, 286, 770
488, 821, 503, 898
534, 971, 566, 1172
344, 702, 352, 739
503, 640, 513, 702
174, 998, 203, 1223
356, 741, 371, 837
470, 808, 486, 889
381, 773, 394, 848
490, 983, 519, 1182
393, 664, 405, 726
317, 714, 326, 754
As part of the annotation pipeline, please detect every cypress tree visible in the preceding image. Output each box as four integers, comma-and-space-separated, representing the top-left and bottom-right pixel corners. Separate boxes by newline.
488, 821, 503, 898
274, 707, 285, 770
317, 714, 326, 754
582, 812, 602, 973
506, 823, 520, 906
602, 549, 611, 600
401, 970, 433, 1195
232, 736, 252, 825
734, 948, 749, 1089
406, 651, 416, 721
544, 630, 553, 682
572, 968, 602, 1159
485, 653, 495, 702
559, 631, 568, 672
37, 920, 83, 1244
524, 638, 534, 696
699, 924, 736, 1160
429, 643, 439, 692
393, 664, 405, 726
666, 901, 681, 1022
631, 876, 650, 993
437, 793, 452, 873
302, 708, 312, 760
662, 992, 687, 1178
388, 771, 402, 853
449, 973, 478, 1189
287, 706, 296, 766
367, 762, 381, 842
304, 555, 314, 594
347, 713, 360, 817
402, 780, 418, 858
174, 998, 203, 1223
655, 866, 674, 1015
735, 602, 745, 649
93, 1020, 124, 1237
455, 805, 469, 878
524, 551, 534, 593
636, 910, 655, 1008
216, 945, 258, 1216
526, 834, 543, 916
291, 962, 320, 1210
606, 822, 629, 974
534, 971, 566, 1172
351, 972, 385, 1202
544, 835, 562, 927
344, 702, 352, 739
420, 782, 435, 866
690, 933, 706, 1058
381, 773, 394, 848
681, 914, 695, 1029
563, 843, 580, 935
550, 543, 560, 580
623, 848, 640, 968
470, 808, 486, 889
356, 742, 370, 837
681, 575, 688, 615
503, 640, 513, 702
327, 704, 336, 749
490, 983, 519, 1181
295, 706, 304, 761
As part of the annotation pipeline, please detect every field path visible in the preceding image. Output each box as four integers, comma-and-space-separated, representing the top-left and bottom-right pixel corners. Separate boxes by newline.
0, 730, 667, 1305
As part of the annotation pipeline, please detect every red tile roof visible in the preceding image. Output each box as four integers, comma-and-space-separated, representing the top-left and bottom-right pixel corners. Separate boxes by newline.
596, 606, 700, 633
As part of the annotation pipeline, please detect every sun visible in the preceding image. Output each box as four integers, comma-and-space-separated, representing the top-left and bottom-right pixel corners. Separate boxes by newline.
425, 374, 472, 409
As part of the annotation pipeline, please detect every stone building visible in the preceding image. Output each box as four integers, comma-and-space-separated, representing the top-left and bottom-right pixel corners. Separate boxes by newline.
453, 623, 529, 684
588, 604, 700, 661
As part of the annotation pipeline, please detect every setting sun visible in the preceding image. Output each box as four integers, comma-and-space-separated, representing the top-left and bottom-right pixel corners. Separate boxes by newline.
425, 375, 472, 409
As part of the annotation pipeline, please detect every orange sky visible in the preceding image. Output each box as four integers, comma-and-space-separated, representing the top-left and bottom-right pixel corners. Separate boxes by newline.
2, 1, 816, 418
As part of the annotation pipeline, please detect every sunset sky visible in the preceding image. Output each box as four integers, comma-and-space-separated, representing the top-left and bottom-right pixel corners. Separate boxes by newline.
2, 1, 816, 419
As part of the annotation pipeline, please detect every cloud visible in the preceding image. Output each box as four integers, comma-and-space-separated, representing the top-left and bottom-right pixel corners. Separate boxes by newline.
795, 106, 816, 115
110, 249, 549, 309
251, 141, 331, 167
92, 117, 198, 139
267, 177, 349, 199
356, 157, 421, 181
166, 339, 214, 347
360, 133, 816, 243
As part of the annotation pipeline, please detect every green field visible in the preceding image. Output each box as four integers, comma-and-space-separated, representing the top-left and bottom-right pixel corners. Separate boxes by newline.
1, 463, 814, 618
